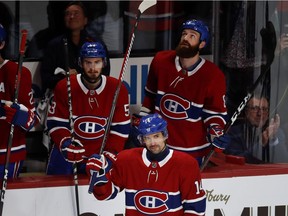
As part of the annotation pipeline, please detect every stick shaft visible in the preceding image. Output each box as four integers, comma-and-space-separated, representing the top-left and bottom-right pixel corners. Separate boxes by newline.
89, 11, 140, 194
63, 38, 80, 216
99, 10, 141, 155
88, 0, 157, 194
99, 0, 156, 155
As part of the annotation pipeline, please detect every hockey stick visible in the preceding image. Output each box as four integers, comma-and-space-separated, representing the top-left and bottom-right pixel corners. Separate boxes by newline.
200, 58, 275, 172
88, 0, 157, 194
0, 29, 28, 216
63, 38, 80, 216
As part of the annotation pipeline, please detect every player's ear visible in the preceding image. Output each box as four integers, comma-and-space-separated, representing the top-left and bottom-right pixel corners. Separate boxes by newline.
199, 40, 206, 49
0, 41, 5, 50
78, 57, 82, 68
102, 58, 106, 68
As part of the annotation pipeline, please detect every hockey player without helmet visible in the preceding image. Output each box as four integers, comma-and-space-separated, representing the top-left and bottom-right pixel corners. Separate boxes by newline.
0, 24, 7, 43
182, 19, 209, 47
138, 114, 168, 144
79, 41, 107, 65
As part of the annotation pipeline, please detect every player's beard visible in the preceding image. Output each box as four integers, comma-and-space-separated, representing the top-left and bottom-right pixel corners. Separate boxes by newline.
82, 69, 102, 85
175, 41, 200, 58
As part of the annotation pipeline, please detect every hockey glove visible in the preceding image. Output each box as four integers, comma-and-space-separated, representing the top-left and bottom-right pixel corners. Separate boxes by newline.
207, 125, 230, 152
86, 151, 116, 175
1, 102, 35, 131
129, 114, 143, 147
86, 154, 109, 193
60, 138, 85, 163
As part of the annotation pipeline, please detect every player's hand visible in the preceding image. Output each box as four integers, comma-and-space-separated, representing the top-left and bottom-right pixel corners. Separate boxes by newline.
86, 151, 116, 175
207, 125, 230, 152
132, 113, 142, 127
60, 138, 85, 163
86, 154, 109, 193
69, 68, 78, 75
0, 101, 35, 131
86, 154, 105, 174
262, 114, 280, 146
130, 114, 143, 147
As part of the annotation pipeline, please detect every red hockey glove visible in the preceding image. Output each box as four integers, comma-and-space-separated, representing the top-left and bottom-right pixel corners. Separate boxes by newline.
60, 138, 85, 163
86, 154, 109, 193
132, 113, 142, 127
207, 125, 230, 152
1, 102, 35, 131
86, 154, 105, 174
86, 151, 116, 175
129, 114, 143, 147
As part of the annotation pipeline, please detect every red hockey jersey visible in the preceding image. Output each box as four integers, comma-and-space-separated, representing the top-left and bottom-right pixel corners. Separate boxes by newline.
47, 74, 130, 156
92, 147, 206, 216
0, 60, 35, 163
141, 51, 228, 158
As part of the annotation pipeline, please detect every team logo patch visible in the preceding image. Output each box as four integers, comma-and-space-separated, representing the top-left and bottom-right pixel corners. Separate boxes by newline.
160, 94, 190, 119
74, 116, 107, 139
134, 190, 169, 215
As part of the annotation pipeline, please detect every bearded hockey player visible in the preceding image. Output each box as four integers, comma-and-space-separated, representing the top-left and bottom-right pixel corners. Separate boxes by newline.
86, 113, 206, 216
137, 19, 230, 165
46, 41, 130, 175
0, 24, 37, 178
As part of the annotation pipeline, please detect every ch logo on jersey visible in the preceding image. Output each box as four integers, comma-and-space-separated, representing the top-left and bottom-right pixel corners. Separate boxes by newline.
160, 93, 190, 120
134, 190, 169, 215
74, 116, 107, 139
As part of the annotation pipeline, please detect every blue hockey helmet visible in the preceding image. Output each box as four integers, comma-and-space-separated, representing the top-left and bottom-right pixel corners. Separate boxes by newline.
79, 41, 107, 65
138, 113, 168, 138
181, 19, 209, 47
0, 24, 7, 43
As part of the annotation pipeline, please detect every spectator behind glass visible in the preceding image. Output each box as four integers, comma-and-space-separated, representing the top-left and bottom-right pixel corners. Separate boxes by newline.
224, 95, 288, 164
41, 1, 110, 93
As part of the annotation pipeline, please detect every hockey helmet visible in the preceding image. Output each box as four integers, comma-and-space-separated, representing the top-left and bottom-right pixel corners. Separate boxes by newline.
181, 19, 209, 47
79, 41, 107, 66
0, 24, 6, 43
138, 113, 168, 139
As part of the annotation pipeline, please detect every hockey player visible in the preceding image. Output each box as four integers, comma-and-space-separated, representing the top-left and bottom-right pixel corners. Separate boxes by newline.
135, 19, 230, 165
86, 113, 206, 215
46, 41, 130, 175
0, 24, 38, 178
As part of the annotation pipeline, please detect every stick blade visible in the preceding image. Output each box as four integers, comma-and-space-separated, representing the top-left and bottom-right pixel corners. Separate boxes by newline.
138, 0, 157, 13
